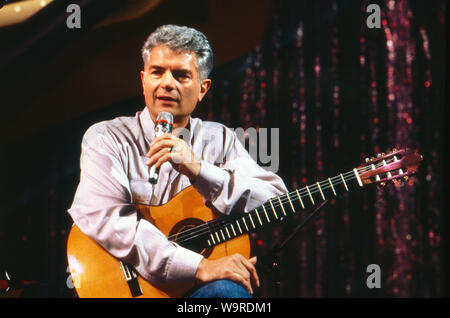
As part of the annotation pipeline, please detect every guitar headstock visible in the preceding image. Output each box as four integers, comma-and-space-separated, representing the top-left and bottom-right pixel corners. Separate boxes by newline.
357, 148, 423, 187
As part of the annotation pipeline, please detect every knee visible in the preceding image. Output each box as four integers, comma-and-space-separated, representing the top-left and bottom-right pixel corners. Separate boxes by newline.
190, 280, 252, 298
212, 280, 251, 298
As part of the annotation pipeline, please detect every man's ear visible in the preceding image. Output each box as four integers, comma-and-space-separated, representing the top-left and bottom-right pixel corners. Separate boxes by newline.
198, 79, 212, 102
140, 70, 145, 87
141, 70, 150, 95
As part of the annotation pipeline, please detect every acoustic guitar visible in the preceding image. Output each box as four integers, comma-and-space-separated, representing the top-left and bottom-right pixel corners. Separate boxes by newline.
66, 148, 422, 298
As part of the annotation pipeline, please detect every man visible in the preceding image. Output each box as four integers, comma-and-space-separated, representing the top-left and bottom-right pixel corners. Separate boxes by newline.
68, 25, 287, 298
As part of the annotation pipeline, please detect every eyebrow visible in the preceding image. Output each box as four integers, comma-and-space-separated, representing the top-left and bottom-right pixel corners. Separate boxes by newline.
148, 65, 193, 76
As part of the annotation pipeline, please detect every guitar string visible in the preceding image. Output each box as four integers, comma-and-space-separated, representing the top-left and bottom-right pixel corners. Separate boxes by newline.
178, 167, 413, 245
169, 159, 395, 244
168, 167, 360, 242
170, 159, 397, 244
172, 169, 364, 245
171, 161, 394, 245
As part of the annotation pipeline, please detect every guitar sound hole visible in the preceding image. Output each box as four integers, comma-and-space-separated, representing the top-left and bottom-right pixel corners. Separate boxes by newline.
169, 218, 213, 257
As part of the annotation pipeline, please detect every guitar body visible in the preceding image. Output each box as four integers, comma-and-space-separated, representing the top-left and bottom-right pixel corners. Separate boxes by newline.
67, 186, 251, 298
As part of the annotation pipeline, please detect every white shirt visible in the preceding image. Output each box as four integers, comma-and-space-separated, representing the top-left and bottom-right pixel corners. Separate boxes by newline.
68, 107, 287, 285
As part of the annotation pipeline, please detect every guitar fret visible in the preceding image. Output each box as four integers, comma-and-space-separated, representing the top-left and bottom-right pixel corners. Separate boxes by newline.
215, 232, 221, 243
277, 196, 287, 216
286, 193, 295, 213
268, 200, 278, 219
210, 233, 216, 245
230, 224, 237, 236
207, 239, 211, 246
254, 209, 263, 226
317, 182, 325, 200
248, 213, 256, 229
220, 229, 226, 241
340, 173, 349, 191
262, 205, 271, 222
328, 178, 337, 196
236, 220, 243, 234
241, 217, 249, 231
295, 189, 305, 209
353, 168, 363, 187
225, 226, 231, 238
306, 185, 315, 205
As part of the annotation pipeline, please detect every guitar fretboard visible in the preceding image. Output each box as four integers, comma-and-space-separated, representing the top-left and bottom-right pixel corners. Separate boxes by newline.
172, 167, 369, 250
205, 168, 364, 247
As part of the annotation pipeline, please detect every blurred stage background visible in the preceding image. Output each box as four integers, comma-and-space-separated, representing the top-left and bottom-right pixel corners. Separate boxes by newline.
0, 0, 446, 297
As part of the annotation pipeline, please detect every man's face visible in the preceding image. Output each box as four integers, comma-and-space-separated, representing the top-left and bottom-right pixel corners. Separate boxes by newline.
140, 45, 211, 128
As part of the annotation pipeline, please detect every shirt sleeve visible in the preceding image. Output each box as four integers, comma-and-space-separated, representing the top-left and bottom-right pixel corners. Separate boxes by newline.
192, 127, 288, 215
67, 123, 203, 284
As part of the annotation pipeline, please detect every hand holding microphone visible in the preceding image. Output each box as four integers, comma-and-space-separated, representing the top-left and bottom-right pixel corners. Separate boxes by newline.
146, 112, 201, 183
148, 112, 173, 183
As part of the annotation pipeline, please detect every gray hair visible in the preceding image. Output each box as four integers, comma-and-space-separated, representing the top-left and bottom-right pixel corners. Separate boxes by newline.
141, 24, 214, 81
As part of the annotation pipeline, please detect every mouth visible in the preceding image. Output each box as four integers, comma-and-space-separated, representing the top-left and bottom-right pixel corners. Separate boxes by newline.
157, 96, 178, 103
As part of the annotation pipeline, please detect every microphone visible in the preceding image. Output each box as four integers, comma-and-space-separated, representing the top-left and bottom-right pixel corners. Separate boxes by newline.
148, 112, 174, 184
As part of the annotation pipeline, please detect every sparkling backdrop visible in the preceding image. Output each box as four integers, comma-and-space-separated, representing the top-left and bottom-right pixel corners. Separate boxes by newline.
203, 0, 445, 297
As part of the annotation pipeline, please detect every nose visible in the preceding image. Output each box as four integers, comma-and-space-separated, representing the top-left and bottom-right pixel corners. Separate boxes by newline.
160, 71, 176, 91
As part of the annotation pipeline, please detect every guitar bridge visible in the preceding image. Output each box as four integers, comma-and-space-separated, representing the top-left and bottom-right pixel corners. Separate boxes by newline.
119, 261, 143, 297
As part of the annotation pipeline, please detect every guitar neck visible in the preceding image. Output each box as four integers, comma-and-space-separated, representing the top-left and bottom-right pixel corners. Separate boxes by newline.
169, 148, 421, 252
200, 168, 365, 248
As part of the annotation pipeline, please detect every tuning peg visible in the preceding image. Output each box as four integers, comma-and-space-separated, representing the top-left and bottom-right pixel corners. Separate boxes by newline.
380, 181, 386, 187
403, 176, 409, 181
365, 157, 370, 163
377, 153, 382, 158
